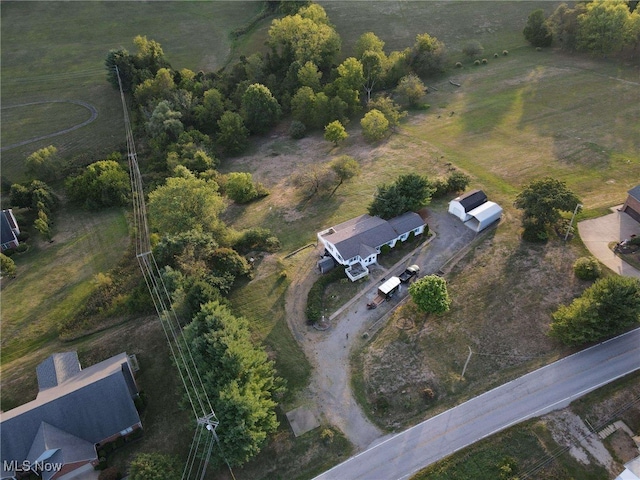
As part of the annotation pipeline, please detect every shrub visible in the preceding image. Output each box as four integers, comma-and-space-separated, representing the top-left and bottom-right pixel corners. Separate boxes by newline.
536, 46, 542, 51
474, 59, 481, 66
380, 244, 391, 255
455, 61, 462, 68
431, 178, 449, 198
494, 53, 499, 58
320, 428, 335, 445
98, 467, 122, 480
422, 387, 435, 400
306, 267, 345, 323
628, 236, 640, 245
573, 256, 601, 280
502, 50, 509, 56
289, 120, 306, 139
482, 58, 488, 64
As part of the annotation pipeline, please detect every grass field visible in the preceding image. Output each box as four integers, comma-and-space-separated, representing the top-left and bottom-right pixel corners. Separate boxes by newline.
0, 1, 262, 182
2, 1, 639, 478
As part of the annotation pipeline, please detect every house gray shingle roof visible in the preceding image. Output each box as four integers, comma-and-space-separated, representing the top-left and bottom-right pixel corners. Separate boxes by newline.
1, 210, 18, 250
454, 189, 487, 212
628, 185, 640, 201
1, 353, 140, 478
36, 352, 82, 390
320, 212, 424, 262
26, 422, 96, 480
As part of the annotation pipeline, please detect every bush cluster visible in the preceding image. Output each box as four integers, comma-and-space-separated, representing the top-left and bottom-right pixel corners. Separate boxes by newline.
573, 256, 601, 280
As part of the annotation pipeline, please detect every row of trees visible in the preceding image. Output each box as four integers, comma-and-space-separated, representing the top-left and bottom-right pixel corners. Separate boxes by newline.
524, 1, 640, 55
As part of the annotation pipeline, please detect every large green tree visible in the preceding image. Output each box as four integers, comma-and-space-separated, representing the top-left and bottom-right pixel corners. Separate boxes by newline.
26, 145, 59, 182
147, 170, 225, 236
241, 83, 281, 134
408, 33, 446, 78
514, 177, 581, 237
524, 9, 553, 47
577, 0, 640, 55
409, 275, 451, 314
217, 111, 249, 155
549, 276, 640, 346
182, 301, 283, 467
1, 253, 17, 277
66, 159, 130, 209
369, 173, 434, 219
268, 4, 341, 71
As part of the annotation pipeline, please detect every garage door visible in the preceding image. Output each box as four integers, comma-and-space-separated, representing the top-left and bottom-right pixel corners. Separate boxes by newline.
623, 205, 640, 223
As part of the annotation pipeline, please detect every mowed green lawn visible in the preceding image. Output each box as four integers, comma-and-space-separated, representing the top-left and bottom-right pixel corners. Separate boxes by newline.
0, 1, 262, 182
0, 207, 129, 367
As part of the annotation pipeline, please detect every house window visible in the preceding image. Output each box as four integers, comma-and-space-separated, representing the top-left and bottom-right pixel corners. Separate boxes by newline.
120, 426, 134, 436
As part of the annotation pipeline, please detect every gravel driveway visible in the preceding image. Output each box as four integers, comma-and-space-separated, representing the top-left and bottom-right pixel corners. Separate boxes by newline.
284, 208, 480, 450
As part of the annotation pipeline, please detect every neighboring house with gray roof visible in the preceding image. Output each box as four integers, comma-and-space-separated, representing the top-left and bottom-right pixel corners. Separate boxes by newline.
1, 209, 20, 252
317, 212, 426, 281
1, 352, 142, 480
622, 185, 640, 223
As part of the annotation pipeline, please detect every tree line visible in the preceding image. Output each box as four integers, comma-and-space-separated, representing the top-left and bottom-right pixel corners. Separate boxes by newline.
524, 0, 640, 55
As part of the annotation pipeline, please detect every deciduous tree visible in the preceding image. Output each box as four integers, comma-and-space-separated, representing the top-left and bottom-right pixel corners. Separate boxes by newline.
395, 74, 427, 108
1, 253, 17, 277
241, 83, 281, 134
523, 9, 553, 47
409, 275, 451, 314
514, 177, 580, 239
549, 276, 640, 346
408, 33, 446, 77
368, 173, 434, 219
361, 109, 390, 142
26, 145, 59, 182
329, 155, 360, 195
577, 0, 640, 55
182, 301, 283, 467
148, 170, 225, 236
66, 159, 130, 209
216, 111, 249, 155
324, 120, 348, 146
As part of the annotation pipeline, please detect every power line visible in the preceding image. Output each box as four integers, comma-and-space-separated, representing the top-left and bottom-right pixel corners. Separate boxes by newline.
115, 66, 233, 480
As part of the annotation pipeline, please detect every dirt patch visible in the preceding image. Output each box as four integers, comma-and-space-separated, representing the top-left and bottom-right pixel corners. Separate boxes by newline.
608, 429, 639, 464
546, 410, 616, 473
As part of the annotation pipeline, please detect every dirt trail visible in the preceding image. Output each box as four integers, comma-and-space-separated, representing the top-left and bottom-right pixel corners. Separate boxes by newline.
283, 210, 479, 451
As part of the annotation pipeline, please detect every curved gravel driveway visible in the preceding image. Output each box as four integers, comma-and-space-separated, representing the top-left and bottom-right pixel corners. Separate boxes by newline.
284, 210, 478, 450
1, 100, 98, 152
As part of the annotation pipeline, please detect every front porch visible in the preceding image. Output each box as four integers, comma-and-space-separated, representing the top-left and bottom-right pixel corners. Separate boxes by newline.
345, 262, 369, 281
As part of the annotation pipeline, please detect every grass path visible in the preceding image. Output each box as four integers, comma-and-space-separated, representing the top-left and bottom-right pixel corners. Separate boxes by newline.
1, 100, 98, 151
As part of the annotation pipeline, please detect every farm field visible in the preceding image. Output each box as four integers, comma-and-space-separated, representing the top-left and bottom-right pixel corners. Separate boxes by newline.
0, 1, 262, 182
1, 1, 639, 480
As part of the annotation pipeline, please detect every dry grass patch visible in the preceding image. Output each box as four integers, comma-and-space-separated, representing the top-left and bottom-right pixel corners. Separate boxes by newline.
360, 229, 587, 429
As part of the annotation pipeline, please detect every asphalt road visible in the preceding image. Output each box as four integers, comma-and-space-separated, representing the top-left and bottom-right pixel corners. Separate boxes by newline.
314, 328, 640, 480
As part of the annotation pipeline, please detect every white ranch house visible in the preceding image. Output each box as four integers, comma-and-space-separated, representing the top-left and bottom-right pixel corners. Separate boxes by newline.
317, 212, 426, 281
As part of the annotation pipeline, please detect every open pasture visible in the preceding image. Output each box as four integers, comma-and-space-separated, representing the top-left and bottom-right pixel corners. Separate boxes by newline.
0, 1, 261, 182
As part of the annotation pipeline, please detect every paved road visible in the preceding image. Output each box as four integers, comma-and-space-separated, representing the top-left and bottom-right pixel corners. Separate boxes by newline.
314, 328, 640, 480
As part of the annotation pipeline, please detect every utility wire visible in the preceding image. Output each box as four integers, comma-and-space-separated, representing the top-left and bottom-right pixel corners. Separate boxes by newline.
115, 66, 234, 480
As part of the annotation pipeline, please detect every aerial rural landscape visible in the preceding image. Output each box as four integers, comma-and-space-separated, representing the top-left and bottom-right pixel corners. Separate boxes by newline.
1, 1, 639, 480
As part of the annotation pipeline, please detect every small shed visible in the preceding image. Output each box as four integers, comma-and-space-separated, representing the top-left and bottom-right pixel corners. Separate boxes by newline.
448, 190, 488, 222
464, 201, 503, 232
317, 256, 336, 273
